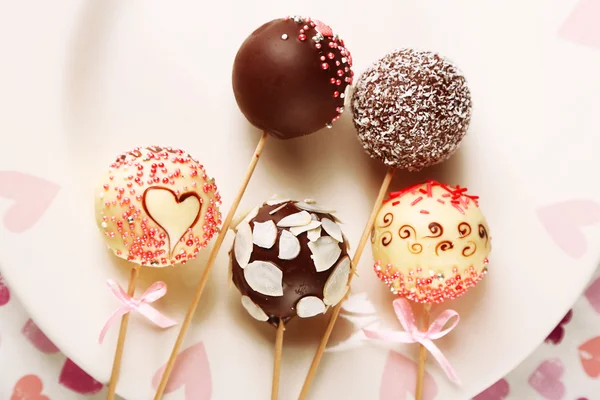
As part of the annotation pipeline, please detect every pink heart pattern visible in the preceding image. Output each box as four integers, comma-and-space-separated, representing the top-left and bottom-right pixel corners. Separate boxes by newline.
545, 310, 573, 345
11, 375, 49, 400
59, 358, 103, 395
584, 277, 600, 314
473, 378, 509, 400
380, 351, 438, 400
21, 319, 60, 354
0, 171, 60, 233
578, 336, 600, 378
152, 342, 212, 400
528, 359, 566, 400
559, 0, 600, 49
537, 200, 600, 258
0, 272, 10, 306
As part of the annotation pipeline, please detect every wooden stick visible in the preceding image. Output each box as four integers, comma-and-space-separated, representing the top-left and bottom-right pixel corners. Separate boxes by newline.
107, 264, 141, 400
415, 303, 432, 400
298, 167, 396, 399
153, 132, 269, 399
272, 319, 285, 400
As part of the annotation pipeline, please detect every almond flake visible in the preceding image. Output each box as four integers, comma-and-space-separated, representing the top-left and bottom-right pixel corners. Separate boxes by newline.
290, 220, 322, 236
321, 218, 343, 242
241, 295, 269, 321
310, 213, 319, 221
244, 261, 284, 296
252, 220, 277, 249
307, 226, 322, 242
296, 296, 326, 318
266, 198, 290, 206
278, 230, 301, 260
295, 202, 336, 214
308, 236, 342, 272
303, 198, 317, 204
277, 211, 311, 227
234, 222, 253, 268
269, 203, 288, 215
324, 256, 351, 306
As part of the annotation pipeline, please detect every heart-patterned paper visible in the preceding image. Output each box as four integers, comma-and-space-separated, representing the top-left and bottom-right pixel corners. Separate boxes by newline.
58, 358, 103, 395
0, 171, 60, 233
578, 336, 600, 378
473, 378, 509, 400
584, 277, 600, 314
152, 341, 212, 400
21, 319, 59, 354
528, 359, 565, 400
546, 310, 573, 345
143, 187, 202, 256
11, 375, 49, 400
537, 200, 600, 258
0, 273, 10, 306
380, 351, 438, 400
559, 0, 600, 49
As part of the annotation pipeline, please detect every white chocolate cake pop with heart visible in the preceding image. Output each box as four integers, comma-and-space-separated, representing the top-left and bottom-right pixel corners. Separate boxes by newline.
94, 146, 221, 266
371, 180, 491, 304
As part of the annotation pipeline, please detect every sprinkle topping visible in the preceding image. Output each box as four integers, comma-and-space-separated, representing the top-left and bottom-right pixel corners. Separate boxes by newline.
352, 49, 472, 171
286, 15, 353, 127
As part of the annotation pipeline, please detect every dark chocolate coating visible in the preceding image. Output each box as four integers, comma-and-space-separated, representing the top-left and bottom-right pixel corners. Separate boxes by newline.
232, 17, 353, 139
231, 202, 349, 327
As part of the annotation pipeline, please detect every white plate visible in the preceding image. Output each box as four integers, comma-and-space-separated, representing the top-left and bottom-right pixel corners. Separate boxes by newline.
2, 0, 600, 399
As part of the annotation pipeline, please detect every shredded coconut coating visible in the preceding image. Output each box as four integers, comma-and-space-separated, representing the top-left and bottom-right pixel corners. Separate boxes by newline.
352, 49, 472, 171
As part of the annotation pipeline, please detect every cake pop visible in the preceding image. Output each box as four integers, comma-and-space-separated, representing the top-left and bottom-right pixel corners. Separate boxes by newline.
231, 198, 351, 399
231, 199, 351, 326
365, 181, 491, 398
352, 49, 472, 171
95, 146, 221, 399
299, 49, 473, 399
233, 16, 353, 139
371, 181, 491, 303
95, 146, 221, 266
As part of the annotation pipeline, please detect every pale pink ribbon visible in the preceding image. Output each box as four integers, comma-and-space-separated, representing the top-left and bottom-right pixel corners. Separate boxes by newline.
363, 298, 461, 385
99, 279, 177, 344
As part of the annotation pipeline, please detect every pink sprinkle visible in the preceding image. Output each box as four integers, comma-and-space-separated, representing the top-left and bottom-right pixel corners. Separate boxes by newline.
426, 182, 433, 197
437, 199, 445, 204
420, 210, 429, 214
452, 203, 465, 214
442, 193, 451, 198
411, 196, 423, 206
392, 201, 400, 206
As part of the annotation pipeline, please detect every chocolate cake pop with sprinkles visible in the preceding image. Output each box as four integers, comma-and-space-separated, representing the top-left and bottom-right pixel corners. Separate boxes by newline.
232, 16, 353, 139
352, 49, 472, 171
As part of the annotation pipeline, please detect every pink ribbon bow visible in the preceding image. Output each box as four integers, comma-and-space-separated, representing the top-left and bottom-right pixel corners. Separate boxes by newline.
363, 298, 461, 384
99, 279, 177, 344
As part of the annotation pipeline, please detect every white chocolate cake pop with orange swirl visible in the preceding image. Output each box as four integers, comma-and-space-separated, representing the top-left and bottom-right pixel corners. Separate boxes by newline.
371, 180, 491, 304
94, 146, 222, 267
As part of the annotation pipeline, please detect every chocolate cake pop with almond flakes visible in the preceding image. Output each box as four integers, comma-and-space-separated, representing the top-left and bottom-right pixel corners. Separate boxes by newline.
230, 199, 351, 327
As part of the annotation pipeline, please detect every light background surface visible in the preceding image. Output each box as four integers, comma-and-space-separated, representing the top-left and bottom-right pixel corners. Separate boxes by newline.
1, 0, 600, 399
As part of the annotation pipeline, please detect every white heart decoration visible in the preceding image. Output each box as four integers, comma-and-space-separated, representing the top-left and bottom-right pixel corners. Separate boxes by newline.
143, 188, 202, 256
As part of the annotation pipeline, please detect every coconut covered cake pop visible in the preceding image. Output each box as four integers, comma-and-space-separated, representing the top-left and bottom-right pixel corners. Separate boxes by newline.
352, 49, 472, 171
371, 181, 491, 304
94, 146, 222, 266
230, 199, 351, 326
232, 16, 353, 139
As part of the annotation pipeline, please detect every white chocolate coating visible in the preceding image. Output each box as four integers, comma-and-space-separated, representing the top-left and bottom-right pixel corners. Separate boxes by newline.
94, 146, 221, 267
371, 181, 491, 303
